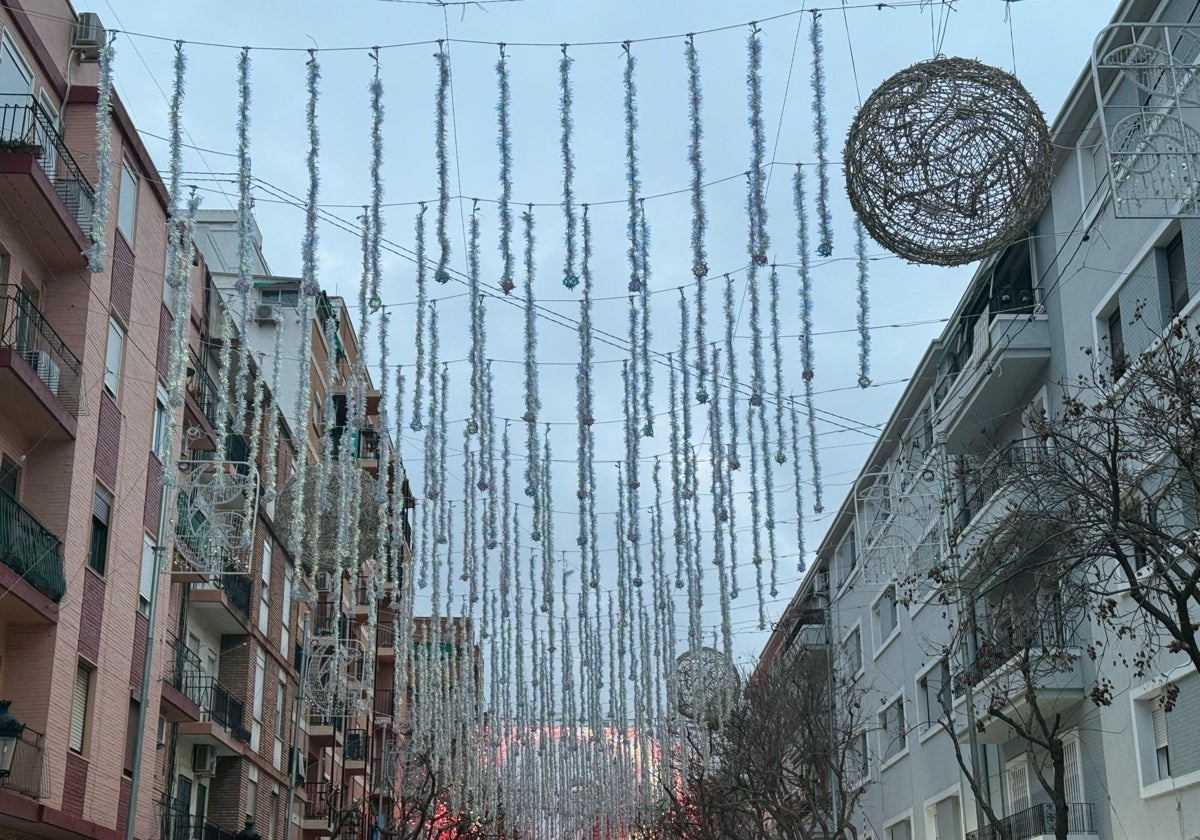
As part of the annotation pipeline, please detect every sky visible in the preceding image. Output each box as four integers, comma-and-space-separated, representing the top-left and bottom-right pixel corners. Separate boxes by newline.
90, 0, 1122, 672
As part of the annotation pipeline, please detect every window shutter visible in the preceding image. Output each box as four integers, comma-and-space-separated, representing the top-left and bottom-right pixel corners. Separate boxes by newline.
124, 699, 140, 773
1063, 734, 1083, 804
1153, 700, 1169, 749
1006, 758, 1030, 814
70, 666, 90, 753
139, 536, 156, 607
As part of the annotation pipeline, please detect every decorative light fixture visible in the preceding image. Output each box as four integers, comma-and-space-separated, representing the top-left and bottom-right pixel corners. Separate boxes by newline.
0, 700, 25, 778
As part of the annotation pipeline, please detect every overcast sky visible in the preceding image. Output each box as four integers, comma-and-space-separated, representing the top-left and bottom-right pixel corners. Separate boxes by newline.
96, 0, 1120, 669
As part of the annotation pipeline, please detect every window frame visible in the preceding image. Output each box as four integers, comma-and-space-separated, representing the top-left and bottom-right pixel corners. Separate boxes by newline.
153, 385, 171, 461
139, 532, 156, 615
88, 484, 113, 576
878, 690, 908, 768
104, 316, 125, 397
69, 663, 92, 754
917, 655, 953, 741
117, 159, 138, 244
872, 583, 901, 656
1164, 231, 1189, 319
840, 622, 864, 679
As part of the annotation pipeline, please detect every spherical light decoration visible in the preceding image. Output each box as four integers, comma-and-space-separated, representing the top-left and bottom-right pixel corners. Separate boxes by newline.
843, 57, 1052, 267
674, 647, 740, 725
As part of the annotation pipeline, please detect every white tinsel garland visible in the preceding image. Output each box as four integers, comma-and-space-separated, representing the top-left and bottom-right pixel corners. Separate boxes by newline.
793, 167, 824, 513
87, 35, 115, 273
434, 44, 452, 284
560, 45, 578, 290
722, 274, 741, 597
811, 11, 834, 258
855, 217, 872, 388
368, 49, 385, 312
788, 395, 807, 571
496, 46, 515, 295
411, 205, 428, 431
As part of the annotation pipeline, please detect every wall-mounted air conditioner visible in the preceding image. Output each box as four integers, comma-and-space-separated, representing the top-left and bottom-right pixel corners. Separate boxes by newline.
192, 743, 217, 776
71, 13, 106, 59
255, 304, 279, 324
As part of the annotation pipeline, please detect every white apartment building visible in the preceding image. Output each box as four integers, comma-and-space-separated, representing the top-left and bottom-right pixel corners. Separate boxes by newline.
759, 1, 1200, 838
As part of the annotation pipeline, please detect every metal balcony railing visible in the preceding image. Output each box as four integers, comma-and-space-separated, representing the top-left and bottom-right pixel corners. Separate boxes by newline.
0, 285, 83, 416
161, 797, 239, 840
374, 688, 396, 718
174, 668, 250, 743
0, 724, 45, 798
377, 621, 395, 648
0, 95, 95, 233
955, 443, 1036, 532
187, 352, 221, 429
0, 486, 65, 602
304, 782, 339, 820
966, 802, 1095, 840
963, 620, 1072, 688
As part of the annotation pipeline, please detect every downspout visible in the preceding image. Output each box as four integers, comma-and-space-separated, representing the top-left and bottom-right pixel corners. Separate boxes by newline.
285, 613, 310, 840
125, 540, 166, 840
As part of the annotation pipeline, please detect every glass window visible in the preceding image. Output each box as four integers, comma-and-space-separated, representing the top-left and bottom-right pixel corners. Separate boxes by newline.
1108, 308, 1126, 378
887, 820, 912, 840
123, 698, 140, 775
104, 317, 124, 396
876, 585, 899, 643
0, 455, 20, 499
153, 387, 170, 460
842, 626, 862, 675
1166, 233, 1189, 317
920, 657, 952, 729
259, 540, 272, 635
881, 695, 906, 761
117, 161, 137, 243
139, 534, 156, 615
260, 287, 299, 308
70, 664, 91, 753
88, 485, 112, 575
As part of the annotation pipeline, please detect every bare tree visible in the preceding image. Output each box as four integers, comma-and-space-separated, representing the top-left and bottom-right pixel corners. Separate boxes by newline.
373, 749, 497, 840
656, 643, 873, 840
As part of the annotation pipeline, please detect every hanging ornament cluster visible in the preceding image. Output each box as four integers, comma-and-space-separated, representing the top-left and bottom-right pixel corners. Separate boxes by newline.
844, 56, 1053, 266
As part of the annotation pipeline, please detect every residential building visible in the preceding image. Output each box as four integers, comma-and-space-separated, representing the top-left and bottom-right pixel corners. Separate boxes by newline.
0, 4, 180, 839
760, 1, 1200, 838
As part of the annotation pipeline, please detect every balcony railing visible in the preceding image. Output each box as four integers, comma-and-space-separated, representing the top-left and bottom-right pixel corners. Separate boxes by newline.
963, 620, 1071, 688
175, 669, 250, 743
955, 444, 1037, 532
187, 352, 221, 429
161, 796, 239, 840
304, 782, 339, 820
0, 95, 95, 233
377, 621, 395, 649
966, 802, 1095, 840
331, 426, 380, 461
374, 688, 396, 718
0, 724, 45, 798
0, 285, 83, 416
0, 486, 65, 602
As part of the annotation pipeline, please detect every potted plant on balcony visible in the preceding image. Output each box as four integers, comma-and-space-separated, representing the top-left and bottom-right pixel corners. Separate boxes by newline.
0, 137, 43, 157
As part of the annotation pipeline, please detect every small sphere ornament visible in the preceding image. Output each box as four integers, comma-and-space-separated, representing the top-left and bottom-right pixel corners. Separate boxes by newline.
749, 392, 764, 408
692, 262, 709, 279
858, 374, 872, 389
576, 489, 587, 500
628, 279, 642, 293
641, 423, 653, 438
696, 388, 709, 405
500, 278, 516, 295
368, 295, 382, 313
674, 647, 741, 726
751, 253, 768, 267
435, 270, 452, 284
476, 479, 490, 492
581, 414, 595, 427
466, 418, 479, 435
562, 272, 579, 290
522, 410, 536, 424
524, 486, 536, 498
843, 57, 1052, 267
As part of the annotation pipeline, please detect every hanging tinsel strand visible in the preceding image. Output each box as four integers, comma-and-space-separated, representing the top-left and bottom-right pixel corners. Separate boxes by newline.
368, 48, 385, 312
722, 273, 741, 596
638, 201, 654, 438
710, 346, 734, 657
686, 34, 709, 297
521, 205, 542, 543
855, 217, 872, 388
232, 48, 256, 439
666, 350, 684, 591
434, 42, 452, 284
793, 166, 824, 513
769, 264, 788, 464
746, 24, 770, 267
468, 200, 485, 441
411, 204, 429, 431
88, 34, 116, 273
301, 51, 321, 297
496, 45, 516, 295
623, 42, 642, 297
678, 293, 702, 650
577, 204, 596, 558
788, 395, 807, 571
810, 11, 834, 258
746, 397, 766, 629
560, 44, 578, 290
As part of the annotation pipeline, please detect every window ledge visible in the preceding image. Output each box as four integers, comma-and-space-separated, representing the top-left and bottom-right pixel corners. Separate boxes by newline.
918, 721, 945, 745
874, 626, 901, 660
879, 746, 910, 773
1141, 769, 1200, 800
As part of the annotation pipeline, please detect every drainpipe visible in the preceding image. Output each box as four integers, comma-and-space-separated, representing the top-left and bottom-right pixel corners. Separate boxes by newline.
126, 543, 166, 840
285, 613, 310, 840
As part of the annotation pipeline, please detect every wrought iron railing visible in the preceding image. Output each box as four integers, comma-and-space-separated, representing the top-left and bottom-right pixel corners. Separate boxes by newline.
174, 669, 249, 742
954, 443, 1036, 531
963, 620, 1072, 688
0, 285, 82, 416
221, 572, 252, 619
966, 802, 1095, 840
304, 781, 339, 820
187, 351, 221, 428
0, 95, 95, 232
374, 688, 396, 718
0, 486, 65, 602
161, 796, 239, 840
377, 621, 395, 648
0, 724, 45, 798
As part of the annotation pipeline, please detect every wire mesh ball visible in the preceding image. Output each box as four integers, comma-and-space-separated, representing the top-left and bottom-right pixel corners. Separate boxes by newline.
843, 57, 1052, 267
674, 647, 740, 726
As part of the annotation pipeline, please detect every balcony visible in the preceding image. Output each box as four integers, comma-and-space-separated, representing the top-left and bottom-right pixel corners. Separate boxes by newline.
161, 797, 239, 840
935, 311, 1050, 450
0, 486, 65, 605
331, 426, 380, 473
0, 285, 82, 439
186, 352, 221, 434
0, 725, 45, 799
0, 96, 94, 267
190, 573, 253, 634
303, 782, 338, 836
966, 802, 1096, 840
374, 688, 396, 721
376, 622, 395, 661
344, 728, 367, 775
953, 443, 1037, 536
958, 622, 1084, 744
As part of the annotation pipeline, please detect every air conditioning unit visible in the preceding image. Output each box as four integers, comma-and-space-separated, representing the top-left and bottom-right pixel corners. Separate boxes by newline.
71, 12, 106, 59
254, 304, 279, 324
315, 571, 333, 592
24, 350, 60, 393
192, 743, 217, 776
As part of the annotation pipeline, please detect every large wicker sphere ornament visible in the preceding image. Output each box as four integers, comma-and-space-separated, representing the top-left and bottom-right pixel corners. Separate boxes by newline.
674, 647, 740, 725
843, 57, 1052, 267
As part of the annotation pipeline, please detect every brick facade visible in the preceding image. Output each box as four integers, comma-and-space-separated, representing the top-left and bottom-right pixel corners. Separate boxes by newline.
110, 232, 134, 325
94, 393, 121, 489
77, 571, 104, 664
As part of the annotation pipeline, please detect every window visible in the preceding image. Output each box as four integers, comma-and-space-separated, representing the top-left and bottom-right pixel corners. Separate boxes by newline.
259, 540, 272, 635
117, 161, 137, 243
842, 626, 862, 675
1107, 307, 1126, 378
919, 657, 952, 730
887, 820, 912, 840
1005, 755, 1031, 815
246, 779, 258, 821
880, 694, 906, 762
849, 730, 869, 779
260, 287, 300, 308
931, 796, 961, 840
139, 534, 156, 615
124, 698, 140, 775
88, 485, 112, 575
875, 585, 899, 647
281, 568, 293, 655
275, 677, 286, 770
1141, 672, 1200, 784
1165, 233, 1189, 318
153, 387, 170, 460
252, 651, 265, 752
104, 317, 125, 396
70, 664, 91, 753
0, 455, 20, 499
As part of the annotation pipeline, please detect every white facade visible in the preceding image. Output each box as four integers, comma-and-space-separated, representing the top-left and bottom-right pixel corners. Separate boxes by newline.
761, 1, 1200, 838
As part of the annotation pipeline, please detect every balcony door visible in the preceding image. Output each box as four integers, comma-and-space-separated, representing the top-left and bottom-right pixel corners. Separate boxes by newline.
0, 34, 32, 141
1005, 755, 1031, 816
36, 92, 57, 176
